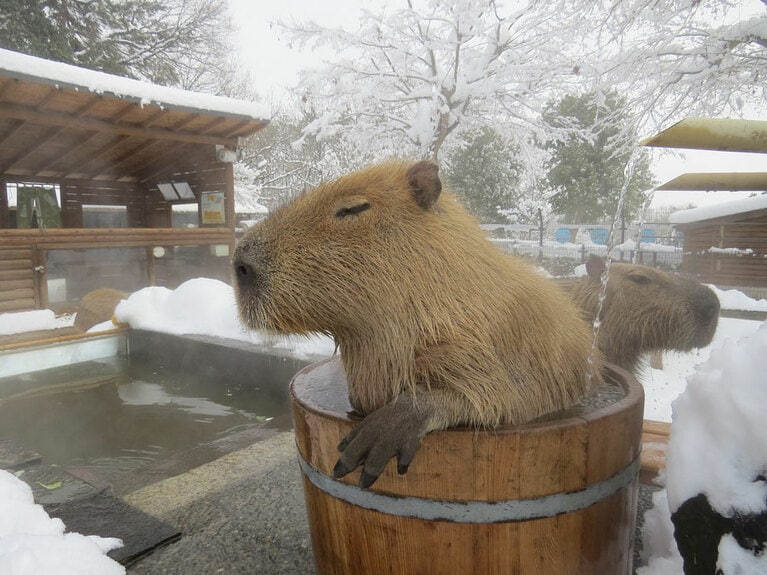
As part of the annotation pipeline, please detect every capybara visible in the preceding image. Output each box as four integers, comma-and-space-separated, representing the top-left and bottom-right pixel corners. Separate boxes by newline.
567, 255, 719, 374
233, 160, 602, 487
74, 288, 127, 332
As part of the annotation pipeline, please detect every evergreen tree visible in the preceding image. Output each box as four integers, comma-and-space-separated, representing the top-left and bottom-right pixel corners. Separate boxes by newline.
0, 0, 239, 93
542, 91, 654, 224
443, 126, 523, 224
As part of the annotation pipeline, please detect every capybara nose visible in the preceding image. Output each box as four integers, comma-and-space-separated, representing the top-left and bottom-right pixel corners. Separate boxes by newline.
694, 287, 720, 323
233, 258, 253, 284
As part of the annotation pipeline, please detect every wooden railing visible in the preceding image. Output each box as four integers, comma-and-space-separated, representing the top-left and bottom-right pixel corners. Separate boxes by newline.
0, 227, 234, 312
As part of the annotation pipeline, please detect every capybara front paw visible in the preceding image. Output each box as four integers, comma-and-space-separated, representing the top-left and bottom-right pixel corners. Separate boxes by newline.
333, 398, 431, 488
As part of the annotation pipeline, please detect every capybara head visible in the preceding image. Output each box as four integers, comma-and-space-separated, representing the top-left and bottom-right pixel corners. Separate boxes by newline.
233, 161, 446, 336
570, 255, 720, 372
233, 161, 600, 426
74, 288, 127, 332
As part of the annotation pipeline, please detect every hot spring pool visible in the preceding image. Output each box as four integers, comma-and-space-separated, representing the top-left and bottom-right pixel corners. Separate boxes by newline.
0, 330, 311, 494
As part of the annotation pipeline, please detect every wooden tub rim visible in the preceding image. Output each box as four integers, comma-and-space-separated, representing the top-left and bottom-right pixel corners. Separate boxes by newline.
291, 360, 642, 523
291, 359, 642, 436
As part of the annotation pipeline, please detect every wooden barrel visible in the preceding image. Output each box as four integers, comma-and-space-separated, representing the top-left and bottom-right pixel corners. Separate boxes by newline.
291, 358, 644, 575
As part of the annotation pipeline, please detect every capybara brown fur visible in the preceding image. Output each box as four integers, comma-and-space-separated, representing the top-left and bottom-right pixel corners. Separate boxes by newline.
568, 255, 719, 374
74, 288, 127, 332
233, 160, 602, 487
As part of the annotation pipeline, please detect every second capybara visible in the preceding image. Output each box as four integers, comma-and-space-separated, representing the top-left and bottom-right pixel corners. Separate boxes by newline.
567, 255, 719, 374
74, 288, 127, 332
233, 160, 602, 487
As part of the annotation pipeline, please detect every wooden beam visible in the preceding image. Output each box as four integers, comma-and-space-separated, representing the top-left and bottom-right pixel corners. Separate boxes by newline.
26, 96, 104, 177
0, 118, 26, 146
136, 142, 204, 183
0, 102, 239, 147
64, 134, 131, 178
0, 227, 233, 248
91, 139, 161, 179
39, 99, 135, 176
0, 126, 62, 173
142, 108, 171, 128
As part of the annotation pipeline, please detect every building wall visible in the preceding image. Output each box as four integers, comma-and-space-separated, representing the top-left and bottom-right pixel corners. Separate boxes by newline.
677, 210, 767, 288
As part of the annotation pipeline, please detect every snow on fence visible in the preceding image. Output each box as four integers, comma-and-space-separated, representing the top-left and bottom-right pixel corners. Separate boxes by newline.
489, 238, 684, 272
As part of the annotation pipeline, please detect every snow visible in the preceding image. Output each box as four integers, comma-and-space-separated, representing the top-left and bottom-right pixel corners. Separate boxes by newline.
710, 285, 767, 312
0, 470, 124, 575
0, 48, 268, 121
639, 322, 767, 574
670, 192, 767, 224
0, 310, 60, 336
638, 316, 763, 422
113, 278, 334, 360
665, 322, 767, 515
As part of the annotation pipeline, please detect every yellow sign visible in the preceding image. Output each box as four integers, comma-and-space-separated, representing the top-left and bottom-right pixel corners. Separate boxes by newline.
201, 191, 225, 225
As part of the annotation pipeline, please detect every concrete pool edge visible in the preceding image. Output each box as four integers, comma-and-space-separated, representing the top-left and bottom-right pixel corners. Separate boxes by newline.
0, 328, 128, 378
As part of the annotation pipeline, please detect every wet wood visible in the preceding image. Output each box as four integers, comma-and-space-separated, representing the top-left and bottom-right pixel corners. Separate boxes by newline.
641, 419, 670, 485
291, 359, 644, 575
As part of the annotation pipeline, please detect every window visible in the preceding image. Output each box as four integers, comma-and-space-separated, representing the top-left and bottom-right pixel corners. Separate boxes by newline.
82, 205, 128, 228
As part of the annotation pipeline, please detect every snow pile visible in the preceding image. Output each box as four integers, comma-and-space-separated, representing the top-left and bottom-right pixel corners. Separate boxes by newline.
708, 284, 767, 312
0, 470, 124, 575
639, 322, 767, 574
665, 322, 767, 516
114, 278, 335, 359
0, 310, 73, 336
638, 317, 763, 421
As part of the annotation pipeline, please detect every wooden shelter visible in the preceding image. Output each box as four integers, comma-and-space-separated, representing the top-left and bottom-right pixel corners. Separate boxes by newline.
642, 117, 767, 290
0, 49, 268, 313
669, 195, 767, 289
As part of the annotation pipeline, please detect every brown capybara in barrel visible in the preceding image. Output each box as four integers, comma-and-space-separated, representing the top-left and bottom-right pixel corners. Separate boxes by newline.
74, 288, 127, 332
568, 254, 719, 374
233, 160, 602, 487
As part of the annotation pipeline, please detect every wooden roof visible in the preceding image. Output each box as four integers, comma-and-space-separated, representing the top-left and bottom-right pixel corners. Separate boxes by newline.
0, 49, 269, 185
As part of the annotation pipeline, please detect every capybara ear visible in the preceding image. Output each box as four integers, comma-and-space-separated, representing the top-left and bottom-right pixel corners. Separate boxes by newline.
407, 160, 442, 210
586, 254, 606, 282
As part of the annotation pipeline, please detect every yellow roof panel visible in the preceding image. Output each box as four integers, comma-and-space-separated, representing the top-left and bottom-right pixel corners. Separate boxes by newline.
640, 118, 767, 153
655, 172, 767, 191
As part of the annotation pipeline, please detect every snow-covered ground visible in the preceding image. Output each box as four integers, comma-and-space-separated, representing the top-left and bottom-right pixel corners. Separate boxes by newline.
0, 470, 125, 574
1, 277, 765, 573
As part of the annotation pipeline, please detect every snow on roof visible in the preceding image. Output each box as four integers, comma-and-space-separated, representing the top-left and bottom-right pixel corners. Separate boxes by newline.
670, 192, 767, 224
0, 48, 269, 122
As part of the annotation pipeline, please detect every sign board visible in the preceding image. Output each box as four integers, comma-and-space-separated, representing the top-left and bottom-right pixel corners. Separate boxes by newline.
201, 192, 226, 225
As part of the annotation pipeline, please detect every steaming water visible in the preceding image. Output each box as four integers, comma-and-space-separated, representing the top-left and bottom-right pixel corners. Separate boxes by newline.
0, 356, 292, 490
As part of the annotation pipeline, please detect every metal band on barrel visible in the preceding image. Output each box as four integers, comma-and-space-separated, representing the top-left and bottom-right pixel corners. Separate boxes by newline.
297, 454, 640, 523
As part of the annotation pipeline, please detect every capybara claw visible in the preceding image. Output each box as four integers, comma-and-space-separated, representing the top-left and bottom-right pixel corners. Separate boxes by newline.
332, 460, 352, 479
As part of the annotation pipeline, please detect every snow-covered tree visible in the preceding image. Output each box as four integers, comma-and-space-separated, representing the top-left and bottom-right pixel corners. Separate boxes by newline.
591, 0, 766, 128
286, 0, 589, 160
0, 0, 247, 96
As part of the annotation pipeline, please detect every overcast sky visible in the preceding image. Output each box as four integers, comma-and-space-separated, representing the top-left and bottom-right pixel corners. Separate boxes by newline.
226, 0, 766, 209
